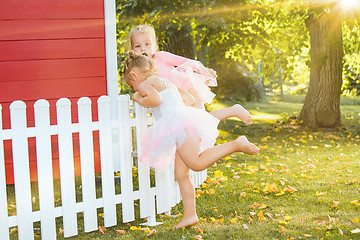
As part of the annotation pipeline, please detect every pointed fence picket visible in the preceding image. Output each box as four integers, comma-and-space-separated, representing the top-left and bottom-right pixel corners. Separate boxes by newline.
34, 100, 56, 240
97, 96, 117, 227
56, 98, 78, 237
0, 95, 208, 239
10, 101, 34, 240
78, 97, 98, 232
117, 95, 135, 223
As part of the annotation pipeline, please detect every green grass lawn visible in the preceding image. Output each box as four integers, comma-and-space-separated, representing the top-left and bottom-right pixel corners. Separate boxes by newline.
8, 95, 360, 239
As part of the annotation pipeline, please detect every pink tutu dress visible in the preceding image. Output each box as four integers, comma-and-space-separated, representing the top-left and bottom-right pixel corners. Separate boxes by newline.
154, 51, 217, 104
139, 77, 220, 170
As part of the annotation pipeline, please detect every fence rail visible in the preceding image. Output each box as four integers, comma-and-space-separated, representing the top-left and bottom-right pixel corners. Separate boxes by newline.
0, 95, 207, 240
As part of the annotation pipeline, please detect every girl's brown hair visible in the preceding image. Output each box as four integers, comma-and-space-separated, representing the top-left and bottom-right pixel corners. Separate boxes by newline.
123, 51, 156, 83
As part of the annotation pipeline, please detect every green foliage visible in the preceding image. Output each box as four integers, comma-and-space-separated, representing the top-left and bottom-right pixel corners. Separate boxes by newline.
212, 58, 262, 101
116, 0, 312, 98
342, 19, 360, 96
116, 0, 360, 98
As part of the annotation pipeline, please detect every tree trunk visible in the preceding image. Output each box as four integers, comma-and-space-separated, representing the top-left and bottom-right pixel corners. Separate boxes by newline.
299, 8, 343, 128
161, 21, 195, 59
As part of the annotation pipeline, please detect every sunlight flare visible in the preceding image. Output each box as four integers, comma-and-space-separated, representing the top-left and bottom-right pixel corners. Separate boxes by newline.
340, 0, 359, 8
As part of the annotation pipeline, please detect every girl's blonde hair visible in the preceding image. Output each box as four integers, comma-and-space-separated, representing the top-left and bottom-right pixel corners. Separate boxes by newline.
129, 24, 158, 50
123, 51, 156, 84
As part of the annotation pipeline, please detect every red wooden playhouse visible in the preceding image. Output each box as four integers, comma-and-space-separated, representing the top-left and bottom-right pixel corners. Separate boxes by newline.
0, 0, 119, 184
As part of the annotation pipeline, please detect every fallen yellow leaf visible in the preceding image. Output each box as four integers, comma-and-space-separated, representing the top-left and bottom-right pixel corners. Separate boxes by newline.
201, 183, 209, 188
331, 201, 340, 208
266, 168, 277, 173
258, 204, 268, 210
130, 226, 139, 231
207, 189, 215, 195
258, 211, 266, 221
250, 202, 260, 209
283, 185, 298, 193
195, 227, 203, 234
263, 183, 279, 193
214, 170, 227, 181
275, 190, 285, 196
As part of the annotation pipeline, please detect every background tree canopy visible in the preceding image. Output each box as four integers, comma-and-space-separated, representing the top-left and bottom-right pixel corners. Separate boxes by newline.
116, 0, 360, 126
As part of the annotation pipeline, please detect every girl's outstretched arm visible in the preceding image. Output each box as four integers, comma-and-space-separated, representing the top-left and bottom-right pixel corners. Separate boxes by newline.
133, 83, 162, 108
156, 51, 217, 83
155, 51, 189, 66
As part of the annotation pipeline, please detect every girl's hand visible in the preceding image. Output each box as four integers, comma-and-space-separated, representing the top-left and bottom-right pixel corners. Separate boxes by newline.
208, 68, 217, 78
132, 91, 142, 103
133, 84, 162, 108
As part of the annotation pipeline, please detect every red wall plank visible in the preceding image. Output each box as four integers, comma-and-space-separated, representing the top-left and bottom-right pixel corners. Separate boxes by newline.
0, 0, 104, 19
0, 58, 106, 82
0, 77, 107, 102
0, 39, 105, 62
0, 19, 105, 41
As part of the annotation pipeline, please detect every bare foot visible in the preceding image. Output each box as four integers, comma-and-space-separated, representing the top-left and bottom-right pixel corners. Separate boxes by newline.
235, 136, 260, 155
173, 215, 199, 229
231, 104, 252, 125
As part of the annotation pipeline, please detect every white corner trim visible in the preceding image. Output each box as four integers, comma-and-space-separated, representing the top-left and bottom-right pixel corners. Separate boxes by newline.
104, 0, 118, 119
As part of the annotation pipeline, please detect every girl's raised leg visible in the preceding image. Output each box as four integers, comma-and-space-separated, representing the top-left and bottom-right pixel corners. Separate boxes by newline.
173, 152, 199, 229
210, 104, 252, 124
178, 136, 259, 172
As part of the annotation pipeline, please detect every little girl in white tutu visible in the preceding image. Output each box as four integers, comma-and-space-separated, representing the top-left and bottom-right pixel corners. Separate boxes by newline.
123, 51, 259, 229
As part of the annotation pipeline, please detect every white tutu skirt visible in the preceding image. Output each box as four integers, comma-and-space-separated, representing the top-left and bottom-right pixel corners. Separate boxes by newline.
139, 106, 220, 170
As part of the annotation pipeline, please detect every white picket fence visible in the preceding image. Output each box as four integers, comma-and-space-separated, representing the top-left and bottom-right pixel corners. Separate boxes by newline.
0, 95, 207, 240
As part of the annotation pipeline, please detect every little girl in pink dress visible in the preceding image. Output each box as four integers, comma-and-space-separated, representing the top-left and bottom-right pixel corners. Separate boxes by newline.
129, 24, 253, 124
